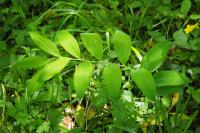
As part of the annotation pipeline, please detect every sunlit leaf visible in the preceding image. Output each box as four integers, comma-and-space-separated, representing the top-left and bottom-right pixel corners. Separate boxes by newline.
171, 92, 179, 107
111, 30, 131, 64
16, 56, 48, 69
143, 115, 163, 127
27, 57, 70, 95
81, 33, 103, 60
74, 62, 93, 98
189, 14, 200, 20
29, 31, 60, 57
162, 95, 171, 108
141, 41, 171, 72
103, 64, 122, 99
131, 46, 142, 62
121, 90, 133, 102
56, 30, 80, 58
131, 68, 156, 101
41, 57, 70, 81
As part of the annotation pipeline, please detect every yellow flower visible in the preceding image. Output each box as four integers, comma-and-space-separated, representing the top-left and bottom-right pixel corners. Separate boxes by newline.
184, 23, 199, 34
76, 105, 84, 111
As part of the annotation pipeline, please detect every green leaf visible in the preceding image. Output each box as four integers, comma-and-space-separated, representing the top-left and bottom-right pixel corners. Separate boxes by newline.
131, 68, 156, 101
181, 0, 191, 16
148, 31, 166, 42
16, 56, 49, 69
189, 14, 200, 20
81, 33, 103, 60
0, 41, 7, 51
41, 57, 70, 81
191, 67, 200, 75
111, 30, 131, 64
162, 95, 171, 108
0, 55, 10, 68
191, 89, 200, 104
191, 38, 200, 50
103, 64, 122, 99
29, 31, 60, 57
141, 41, 171, 72
27, 71, 44, 95
173, 29, 190, 49
153, 71, 187, 87
55, 30, 80, 58
74, 62, 93, 98
0, 100, 3, 107
131, 46, 142, 62
36, 121, 50, 133
157, 86, 180, 96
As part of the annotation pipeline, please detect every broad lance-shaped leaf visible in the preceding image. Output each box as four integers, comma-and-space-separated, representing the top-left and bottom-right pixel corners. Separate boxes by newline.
29, 31, 60, 57
41, 57, 70, 81
131, 68, 156, 101
16, 56, 49, 69
141, 41, 171, 72
74, 62, 93, 98
81, 33, 103, 60
181, 0, 191, 16
153, 71, 189, 87
111, 30, 131, 64
55, 30, 80, 58
27, 57, 70, 95
103, 64, 122, 99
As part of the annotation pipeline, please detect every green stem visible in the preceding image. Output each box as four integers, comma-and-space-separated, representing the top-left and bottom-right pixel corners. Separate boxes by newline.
1, 84, 6, 125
